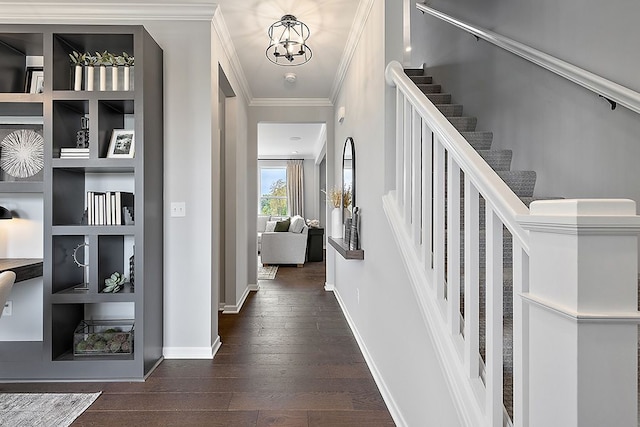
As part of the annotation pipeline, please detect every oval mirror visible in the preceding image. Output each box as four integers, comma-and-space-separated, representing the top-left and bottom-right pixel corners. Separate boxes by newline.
342, 137, 355, 223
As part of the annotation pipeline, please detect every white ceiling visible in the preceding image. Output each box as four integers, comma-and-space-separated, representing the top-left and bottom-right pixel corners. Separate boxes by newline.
257, 122, 326, 159
215, 0, 361, 101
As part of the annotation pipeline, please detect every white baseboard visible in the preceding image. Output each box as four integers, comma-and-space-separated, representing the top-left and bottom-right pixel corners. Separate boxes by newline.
218, 303, 225, 311
324, 282, 335, 291
163, 335, 221, 359
222, 284, 258, 314
333, 287, 408, 427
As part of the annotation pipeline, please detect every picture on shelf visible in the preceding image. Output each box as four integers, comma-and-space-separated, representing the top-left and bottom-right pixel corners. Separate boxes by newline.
0, 122, 44, 182
107, 129, 135, 158
25, 67, 44, 94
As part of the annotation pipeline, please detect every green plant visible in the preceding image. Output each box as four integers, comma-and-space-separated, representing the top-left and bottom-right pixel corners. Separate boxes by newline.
68, 51, 86, 65
85, 53, 98, 66
95, 50, 115, 66
103, 271, 126, 293
122, 52, 134, 66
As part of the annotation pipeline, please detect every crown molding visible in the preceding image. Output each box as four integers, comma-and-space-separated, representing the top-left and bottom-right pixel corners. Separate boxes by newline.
211, 7, 253, 106
250, 98, 334, 107
0, 2, 217, 22
329, 0, 376, 104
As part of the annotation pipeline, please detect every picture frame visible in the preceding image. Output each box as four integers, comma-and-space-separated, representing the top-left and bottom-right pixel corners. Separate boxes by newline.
25, 67, 44, 94
107, 129, 135, 158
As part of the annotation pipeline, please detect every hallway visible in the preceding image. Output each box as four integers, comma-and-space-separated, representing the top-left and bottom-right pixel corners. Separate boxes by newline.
0, 260, 395, 426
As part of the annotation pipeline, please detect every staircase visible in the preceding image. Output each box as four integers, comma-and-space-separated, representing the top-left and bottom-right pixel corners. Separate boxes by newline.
385, 59, 640, 427
405, 67, 557, 421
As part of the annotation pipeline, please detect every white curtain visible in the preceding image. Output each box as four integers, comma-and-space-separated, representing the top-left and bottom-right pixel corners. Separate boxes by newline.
287, 160, 304, 217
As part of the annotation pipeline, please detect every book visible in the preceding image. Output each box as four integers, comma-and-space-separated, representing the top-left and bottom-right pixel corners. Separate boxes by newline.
61, 148, 89, 153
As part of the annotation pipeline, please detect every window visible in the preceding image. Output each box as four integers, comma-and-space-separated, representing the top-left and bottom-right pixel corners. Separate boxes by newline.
259, 167, 287, 216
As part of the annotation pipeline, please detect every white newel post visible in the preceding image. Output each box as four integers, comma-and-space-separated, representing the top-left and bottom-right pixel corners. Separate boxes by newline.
518, 199, 640, 427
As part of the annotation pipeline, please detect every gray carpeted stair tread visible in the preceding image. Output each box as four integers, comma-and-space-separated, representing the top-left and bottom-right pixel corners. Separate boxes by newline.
496, 171, 536, 197
410, 75, 433, 84
436, 104, 464, 117
404, 68, 425, 76
477, 150, 512, 171
426, 93, 452, 104
448, 116, 478, 132
417, 84, 442, 94
460, 131, 493, 150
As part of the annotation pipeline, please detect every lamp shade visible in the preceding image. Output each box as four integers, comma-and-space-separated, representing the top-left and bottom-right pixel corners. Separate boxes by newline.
0, 206, 12, 220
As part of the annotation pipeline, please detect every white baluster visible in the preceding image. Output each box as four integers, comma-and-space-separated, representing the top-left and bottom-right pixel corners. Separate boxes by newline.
447, 155, 461, 336
433, 138, 446, 296
486, 206, 504, 426
412, 108, 422, 249
464, 176, 480, 379
422, 122, 433, 270
403, 98, 412, 223
512, 240, 529, 427
395, 89, 404, 207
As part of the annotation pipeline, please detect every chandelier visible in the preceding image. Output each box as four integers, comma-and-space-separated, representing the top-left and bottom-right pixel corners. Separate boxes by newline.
266, 15, 312, 66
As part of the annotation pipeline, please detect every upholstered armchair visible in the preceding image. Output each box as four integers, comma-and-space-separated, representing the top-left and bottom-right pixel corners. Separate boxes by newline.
260, 215, 309, 267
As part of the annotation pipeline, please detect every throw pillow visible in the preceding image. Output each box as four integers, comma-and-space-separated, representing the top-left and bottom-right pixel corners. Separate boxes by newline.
289, 215, 305, 233
274, 218, 290, 232
265, 221, 277, 232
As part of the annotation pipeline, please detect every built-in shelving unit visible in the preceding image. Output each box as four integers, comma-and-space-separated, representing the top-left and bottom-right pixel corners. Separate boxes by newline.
0, 25, 163, 381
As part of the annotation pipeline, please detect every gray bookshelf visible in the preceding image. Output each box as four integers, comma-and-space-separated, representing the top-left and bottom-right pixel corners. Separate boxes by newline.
0, 25, 163, 380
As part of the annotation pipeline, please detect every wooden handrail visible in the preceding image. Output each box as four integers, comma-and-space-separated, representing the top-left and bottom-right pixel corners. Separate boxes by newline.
416, 3, 640, 116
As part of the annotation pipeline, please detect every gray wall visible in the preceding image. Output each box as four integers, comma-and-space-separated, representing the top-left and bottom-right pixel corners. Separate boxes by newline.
410, 0, 640, 205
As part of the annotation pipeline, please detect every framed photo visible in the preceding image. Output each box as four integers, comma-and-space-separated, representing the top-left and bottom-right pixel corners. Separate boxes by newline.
107, 129, 135, 158
25, 67, 44, 94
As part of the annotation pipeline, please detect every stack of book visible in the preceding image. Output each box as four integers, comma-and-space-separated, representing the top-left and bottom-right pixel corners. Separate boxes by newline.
86, 191, 134, 225
60, 147, 89, 159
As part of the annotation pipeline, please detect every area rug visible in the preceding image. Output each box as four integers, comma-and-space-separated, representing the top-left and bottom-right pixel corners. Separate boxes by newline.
258, 265, 278, 280
0, 392, 101, 427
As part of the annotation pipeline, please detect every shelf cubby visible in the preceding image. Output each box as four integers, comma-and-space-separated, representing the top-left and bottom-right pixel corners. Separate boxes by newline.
0, 32, 43, 93
98, 99, 134, 158
52, 33, 134, 92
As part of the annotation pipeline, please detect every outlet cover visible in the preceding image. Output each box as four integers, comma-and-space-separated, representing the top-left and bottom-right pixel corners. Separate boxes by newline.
170, 202, 186, 217
3, 300, 12, 316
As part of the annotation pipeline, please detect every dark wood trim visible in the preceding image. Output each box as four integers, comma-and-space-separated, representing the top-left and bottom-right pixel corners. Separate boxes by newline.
0, 258, 43, 283
328, 237, 364, 260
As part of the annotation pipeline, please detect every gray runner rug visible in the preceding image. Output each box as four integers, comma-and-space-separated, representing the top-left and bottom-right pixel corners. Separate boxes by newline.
0, 392, 101, 427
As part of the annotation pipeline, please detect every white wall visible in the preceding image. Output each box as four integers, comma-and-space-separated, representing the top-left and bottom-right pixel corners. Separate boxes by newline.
0, 195, 43, 341
410, 0, 640, 205
329, 0, 461, 425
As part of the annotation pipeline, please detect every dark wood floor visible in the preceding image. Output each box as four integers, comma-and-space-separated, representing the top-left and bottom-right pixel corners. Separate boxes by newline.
0, 259, 396, 426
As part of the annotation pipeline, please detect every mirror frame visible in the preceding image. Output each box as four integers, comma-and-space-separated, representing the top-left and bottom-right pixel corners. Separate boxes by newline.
342, 137, 355, 223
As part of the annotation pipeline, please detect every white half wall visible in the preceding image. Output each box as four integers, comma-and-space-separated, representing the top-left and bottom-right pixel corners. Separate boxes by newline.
329, 0, 461, 425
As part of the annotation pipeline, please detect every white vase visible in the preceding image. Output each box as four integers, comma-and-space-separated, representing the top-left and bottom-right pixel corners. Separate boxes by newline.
86, 66, 94, 91
73, 65, 82, 91
123, 66, 130, 91
331, 207, 342, 238
111, 66, 119, 91
99, 66, 106, 91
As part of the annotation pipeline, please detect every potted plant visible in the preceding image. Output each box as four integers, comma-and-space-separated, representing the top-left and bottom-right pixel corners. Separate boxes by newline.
68, 50, 86, 91
121, 52, 134, 91
95, 51, 114, 91
84, 53, 98, 91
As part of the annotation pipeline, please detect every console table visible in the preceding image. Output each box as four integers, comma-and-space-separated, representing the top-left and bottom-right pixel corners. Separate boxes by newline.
0, 258, 43, 283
